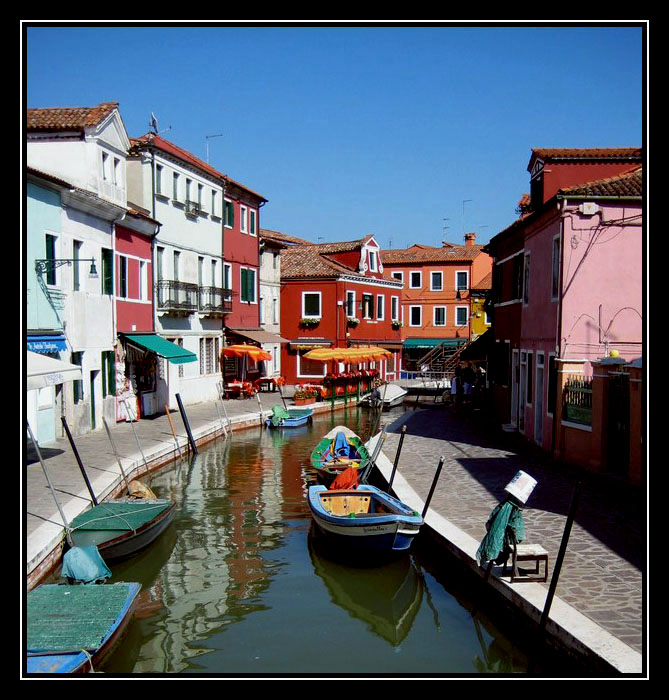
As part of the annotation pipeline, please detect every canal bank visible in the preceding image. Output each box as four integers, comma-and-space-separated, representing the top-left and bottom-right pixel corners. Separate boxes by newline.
24, 394, 644, 675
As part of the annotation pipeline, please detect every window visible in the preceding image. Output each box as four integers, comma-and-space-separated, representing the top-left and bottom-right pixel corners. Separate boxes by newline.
211, 259, 217, 287
101, 351, 115, 398
156, 247, 164, 281
173, 172, 180, 200
298, 352, 326, 378
391, 271, 404, 284
185, 178, 192, 203
526, 351, 533, 403
410, 271, 422, 289
173, 251, 180, 281
139, 260, 147, 301
433, 306, 446, 326
211, 190, 218, 217
101, 152, 109, 181
376, 294, 384, 320
223, 263, 232, 290
224, 200, 234, 228
369, 250, 378, 272
156, 165, 163, 195
259, 296, 265, 324
240, 267, 256, 303
409, 305, 422, 327
272, 297, 278, 324
456, 271, 468, 291
240, 205, 248, 233
197, 184, 204, 208
551, 236, 560, 300
113, 158, 120, 186
431, 271, 443, 291
362, 293, 374, 319
249, 209, 257, 236
72, 352, 83, 403
45, 233, 57, 285
523, 253, 530, 304
346, 291, 356, 318
118, 255, 127, 298
101, 248, 113, 295
513, 253, 523, 300
391, 296, 399, 321
73, 240, 82, 291
455, 306, 468, 326
302, 292, 321, 318
198, 257, 204, 287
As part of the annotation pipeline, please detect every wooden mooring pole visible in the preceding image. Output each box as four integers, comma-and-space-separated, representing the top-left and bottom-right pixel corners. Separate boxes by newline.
387, 425, 407, 492
61, 416, 98, 506
422, 456, 445, 519
175, 393, 198, 455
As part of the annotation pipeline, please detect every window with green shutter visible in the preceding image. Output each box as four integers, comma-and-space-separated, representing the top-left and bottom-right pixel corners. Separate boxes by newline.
241, 268, 256, 303
101, 248, 113, 295
101, 351, 115, 398
72, 352, 83, 403
225, 200, 234, 228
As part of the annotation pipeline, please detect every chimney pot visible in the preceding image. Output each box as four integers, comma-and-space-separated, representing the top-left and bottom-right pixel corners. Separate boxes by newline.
464, 232, 476, 247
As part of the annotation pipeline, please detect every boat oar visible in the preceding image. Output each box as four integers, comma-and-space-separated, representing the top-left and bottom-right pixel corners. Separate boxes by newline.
61, 417, 98, 506
277, 383, 288, 410
387, 425, 407, 492
26, 421, 74, 546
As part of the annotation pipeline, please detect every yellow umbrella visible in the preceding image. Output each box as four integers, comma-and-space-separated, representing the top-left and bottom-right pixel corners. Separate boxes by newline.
221, 344, 272, 361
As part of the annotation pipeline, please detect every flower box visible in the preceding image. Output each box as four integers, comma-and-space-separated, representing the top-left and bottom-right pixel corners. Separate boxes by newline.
294, 396, 316, 405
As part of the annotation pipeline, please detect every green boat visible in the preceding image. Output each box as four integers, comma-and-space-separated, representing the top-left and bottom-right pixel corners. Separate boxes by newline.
310, 426, 371, 486
68, 498, 176, 561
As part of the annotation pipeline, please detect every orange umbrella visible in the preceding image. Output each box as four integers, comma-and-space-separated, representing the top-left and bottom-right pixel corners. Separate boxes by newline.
304, 346, 392, 363
221, 344, 272, 361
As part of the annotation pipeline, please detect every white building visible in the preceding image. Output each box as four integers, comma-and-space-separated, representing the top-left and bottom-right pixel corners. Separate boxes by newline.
126, 133, 227, 406
27, 102, 130, 435
258, 233, 288, 377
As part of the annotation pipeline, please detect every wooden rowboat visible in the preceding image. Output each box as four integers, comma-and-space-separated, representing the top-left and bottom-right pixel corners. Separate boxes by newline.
308, 484, 423, 554
266, 405, 314, 429
26, 581, 141, 674
68, 498, 176, 561
309, 426, 371, 486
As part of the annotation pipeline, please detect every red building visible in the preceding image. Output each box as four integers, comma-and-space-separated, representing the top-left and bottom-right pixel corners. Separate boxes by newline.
278, 234, 403, 385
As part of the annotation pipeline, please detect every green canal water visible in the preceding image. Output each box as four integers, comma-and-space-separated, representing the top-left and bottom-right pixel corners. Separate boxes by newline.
95, 406, 578, 676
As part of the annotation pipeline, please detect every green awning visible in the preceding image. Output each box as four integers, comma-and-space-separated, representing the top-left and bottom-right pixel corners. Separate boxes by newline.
403, 338, 467, 350
122, 333, 198, 364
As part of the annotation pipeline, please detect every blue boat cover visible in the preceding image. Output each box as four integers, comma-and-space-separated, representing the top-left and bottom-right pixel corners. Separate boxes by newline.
61, 546, 112, 584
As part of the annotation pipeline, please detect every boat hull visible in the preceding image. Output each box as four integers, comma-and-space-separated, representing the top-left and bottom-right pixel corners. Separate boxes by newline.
310, 429, 370, 486
26, 582, 141, 674
307, 485, 422, 553
69, 500, 176, 561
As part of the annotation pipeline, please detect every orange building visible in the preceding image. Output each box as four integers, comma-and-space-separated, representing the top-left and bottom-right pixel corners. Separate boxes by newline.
381, 233, 492, 369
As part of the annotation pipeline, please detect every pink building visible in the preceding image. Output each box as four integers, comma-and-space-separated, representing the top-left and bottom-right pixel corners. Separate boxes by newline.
486, 148, 642, 452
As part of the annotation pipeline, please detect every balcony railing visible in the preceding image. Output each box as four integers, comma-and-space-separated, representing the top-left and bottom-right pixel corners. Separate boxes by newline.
156, 279, 234, 315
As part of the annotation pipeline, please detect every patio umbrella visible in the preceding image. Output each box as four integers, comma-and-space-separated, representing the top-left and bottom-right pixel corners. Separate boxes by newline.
221, 344, 272, 361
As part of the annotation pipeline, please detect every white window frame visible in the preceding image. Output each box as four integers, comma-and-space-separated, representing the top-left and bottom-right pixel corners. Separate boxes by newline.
409, 305, 422, 327
391, 295, 400, 322
376, 294, 385, 320
240, 205, 248, 233
297, 352, 327, 378
249, 208, 257, 236
369, 250, 378, 272
223, 262, 232, 290
172, 172, 180, 201
433, 305, 447, 327
346, 290, 356, 318
391, 271, 404, 285
430, 270, 443, 291
139, 260, 147, 301
409, 270, 422, 289
241, 266, 257, 304
361, 293, 374, 320
455, 305, 469, 326
301, 291, 322, 319
455, 270, 469, 291
224, 198, 233, 228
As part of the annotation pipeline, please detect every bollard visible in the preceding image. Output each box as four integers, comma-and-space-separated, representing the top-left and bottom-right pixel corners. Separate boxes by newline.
175, 393, 198, 455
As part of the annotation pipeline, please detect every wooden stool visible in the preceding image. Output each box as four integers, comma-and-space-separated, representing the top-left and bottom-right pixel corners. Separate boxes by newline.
504, 543, 549, 583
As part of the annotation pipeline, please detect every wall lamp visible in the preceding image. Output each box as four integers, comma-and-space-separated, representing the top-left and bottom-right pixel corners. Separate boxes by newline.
35, 257, 98, 279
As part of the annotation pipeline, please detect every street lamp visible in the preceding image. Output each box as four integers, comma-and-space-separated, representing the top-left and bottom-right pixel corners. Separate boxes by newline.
35, 257, 98, 279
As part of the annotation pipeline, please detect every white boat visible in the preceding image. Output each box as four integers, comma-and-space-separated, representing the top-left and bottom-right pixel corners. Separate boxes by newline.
359, 383, 408, 410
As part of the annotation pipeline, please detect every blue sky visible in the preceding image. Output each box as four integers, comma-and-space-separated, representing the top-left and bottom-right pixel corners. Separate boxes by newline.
24, 23, 645, 248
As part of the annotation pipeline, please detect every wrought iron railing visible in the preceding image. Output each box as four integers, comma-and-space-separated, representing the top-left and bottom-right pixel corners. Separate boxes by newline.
199, 286, 233, 314
156, 280, 234, 314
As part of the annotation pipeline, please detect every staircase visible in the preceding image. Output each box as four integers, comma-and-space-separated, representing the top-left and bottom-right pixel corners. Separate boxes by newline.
417, 338, 474, 376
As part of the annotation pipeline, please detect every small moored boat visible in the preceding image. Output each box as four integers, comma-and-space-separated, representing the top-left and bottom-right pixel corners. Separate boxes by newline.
308, 483, 423, 554
310, 426, 371, 486
26, 581, 141, 673
359, 383, 408, 410
266, 404, 314, 429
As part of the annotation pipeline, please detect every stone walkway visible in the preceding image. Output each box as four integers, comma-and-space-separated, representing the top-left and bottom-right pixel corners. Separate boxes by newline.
378, 404, 644, 657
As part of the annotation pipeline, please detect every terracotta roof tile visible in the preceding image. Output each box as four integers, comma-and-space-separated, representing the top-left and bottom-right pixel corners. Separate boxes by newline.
531, 147, 642, 161
381, 242, 484, 264
559, 166, 643, 198
260, 228, 314, 245
27, 102, 119, 132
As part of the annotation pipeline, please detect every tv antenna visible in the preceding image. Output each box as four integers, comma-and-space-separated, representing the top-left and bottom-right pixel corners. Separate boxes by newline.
149, 113, 171, 136
205, 133, 223, 163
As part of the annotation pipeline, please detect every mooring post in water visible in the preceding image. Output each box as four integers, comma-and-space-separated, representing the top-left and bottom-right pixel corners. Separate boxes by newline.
61, 416, 98, 506
256, 391, 264, 426
539, 480, 582, 632
175, 393, 198, 455
388, 424, 407, 492
422, 456, 445, 518
102, 416, 133, 494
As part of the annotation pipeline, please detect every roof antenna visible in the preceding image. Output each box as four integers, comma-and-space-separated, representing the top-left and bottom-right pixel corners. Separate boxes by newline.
149, 112, 171, 136
205, 133, 223, 163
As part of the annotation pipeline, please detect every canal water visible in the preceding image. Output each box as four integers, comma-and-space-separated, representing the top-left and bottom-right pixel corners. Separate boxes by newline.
93, 406, 574, 676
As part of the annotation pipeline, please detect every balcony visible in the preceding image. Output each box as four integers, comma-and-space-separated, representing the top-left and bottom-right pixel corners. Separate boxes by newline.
156, 279, 234, 316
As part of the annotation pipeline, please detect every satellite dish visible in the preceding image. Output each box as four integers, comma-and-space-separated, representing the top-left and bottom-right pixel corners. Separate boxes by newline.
150, 112, 159, 134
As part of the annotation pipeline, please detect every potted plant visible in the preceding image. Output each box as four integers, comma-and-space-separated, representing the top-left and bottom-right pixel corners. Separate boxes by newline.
347, 317, 360, 327
299, 317, 320, 328
391, 320, 402, 330
293, 389, 318, 405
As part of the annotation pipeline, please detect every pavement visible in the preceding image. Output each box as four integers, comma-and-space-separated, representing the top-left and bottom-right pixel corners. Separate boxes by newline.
24, 389, 646, 675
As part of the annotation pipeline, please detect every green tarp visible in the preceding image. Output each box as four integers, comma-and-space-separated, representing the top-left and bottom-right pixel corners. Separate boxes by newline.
69, 501, 172, 532
476, 500, 526, 566
403, 338, 467, 350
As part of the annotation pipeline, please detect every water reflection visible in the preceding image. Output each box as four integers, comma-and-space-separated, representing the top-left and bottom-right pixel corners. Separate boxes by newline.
98, 407, 570, 674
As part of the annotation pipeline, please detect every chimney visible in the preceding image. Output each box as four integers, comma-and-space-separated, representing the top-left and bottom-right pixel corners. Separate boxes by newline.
464, 232, 476, 247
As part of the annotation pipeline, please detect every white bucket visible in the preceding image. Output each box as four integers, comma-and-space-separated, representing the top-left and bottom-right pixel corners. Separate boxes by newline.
504, 470, 537, 504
